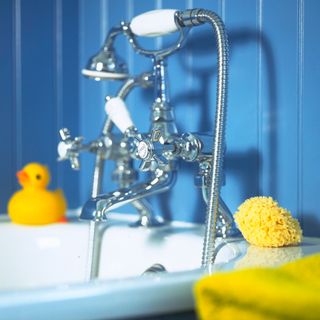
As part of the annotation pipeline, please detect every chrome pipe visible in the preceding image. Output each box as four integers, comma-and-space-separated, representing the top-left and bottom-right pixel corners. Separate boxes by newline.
86, 72, 154, 281
80, 169, 176, 221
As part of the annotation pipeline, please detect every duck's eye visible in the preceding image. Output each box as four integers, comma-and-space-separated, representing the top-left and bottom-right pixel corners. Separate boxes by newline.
35, 174, 41, 180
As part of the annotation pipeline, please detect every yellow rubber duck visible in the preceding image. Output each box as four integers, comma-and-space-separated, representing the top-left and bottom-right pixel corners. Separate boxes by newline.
8, 162, 67, 225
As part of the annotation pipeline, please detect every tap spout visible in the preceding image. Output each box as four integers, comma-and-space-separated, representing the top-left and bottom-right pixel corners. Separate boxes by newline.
80, 169, 176, 221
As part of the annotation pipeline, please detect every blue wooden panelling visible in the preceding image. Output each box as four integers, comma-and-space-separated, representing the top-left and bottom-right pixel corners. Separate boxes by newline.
0, 0, 79, 210
162, 0, 221, 222
260, 0, 300, 220
59, 0, 80, 207
78, 0, 320, 234
19, 0, 57, 178
222, 0, 260, 215
79, 0, 107, 202
0, 0, 15, 211
1, 0, 320, 235
301, 0, 320, 236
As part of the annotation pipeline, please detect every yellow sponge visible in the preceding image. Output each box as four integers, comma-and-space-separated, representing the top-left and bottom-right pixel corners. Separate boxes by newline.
234, 196, 302, 247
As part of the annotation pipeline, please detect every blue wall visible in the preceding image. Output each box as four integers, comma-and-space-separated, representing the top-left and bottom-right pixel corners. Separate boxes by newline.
1, 0, 320, 236
0, 0, 80, 208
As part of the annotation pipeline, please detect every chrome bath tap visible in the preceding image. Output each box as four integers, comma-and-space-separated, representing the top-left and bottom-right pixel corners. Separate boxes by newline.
62, 8, 233, 269
58, 72, 164, 227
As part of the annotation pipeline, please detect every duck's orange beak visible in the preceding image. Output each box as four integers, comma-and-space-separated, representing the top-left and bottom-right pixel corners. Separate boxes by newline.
16, 170, 29, 184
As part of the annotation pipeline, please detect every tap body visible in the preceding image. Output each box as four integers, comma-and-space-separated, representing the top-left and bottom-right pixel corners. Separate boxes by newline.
61, 8, 234, 273
81, 168, 176, 221
58, 73, 157, 224
80, 57, 178, 224
79, 9, 232, 244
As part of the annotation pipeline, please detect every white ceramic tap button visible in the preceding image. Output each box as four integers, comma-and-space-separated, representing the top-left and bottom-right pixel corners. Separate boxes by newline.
137, 141, 150, 160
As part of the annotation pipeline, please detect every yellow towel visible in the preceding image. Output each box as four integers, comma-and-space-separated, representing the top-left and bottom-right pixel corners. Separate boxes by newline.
194, 253, 320, 320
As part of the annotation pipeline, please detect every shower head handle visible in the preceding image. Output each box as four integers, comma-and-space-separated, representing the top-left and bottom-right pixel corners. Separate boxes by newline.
130, 9, 178, 37
125, 11, 186, 59
129, 9, 206, 38
126, 9, 207, 59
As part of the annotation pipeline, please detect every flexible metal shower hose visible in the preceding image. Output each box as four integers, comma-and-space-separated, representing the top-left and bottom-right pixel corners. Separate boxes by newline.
188, 9, 229, 267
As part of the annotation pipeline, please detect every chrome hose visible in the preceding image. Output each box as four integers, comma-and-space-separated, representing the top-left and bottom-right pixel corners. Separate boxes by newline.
198, 10, 228, 268
178, 9, 229, 267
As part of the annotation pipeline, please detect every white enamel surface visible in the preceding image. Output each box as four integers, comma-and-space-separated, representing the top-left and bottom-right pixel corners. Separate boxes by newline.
105, 97, 134, 133
0, 213, 319, 320
99, 223, 237, 280
0, 215, 236, 291
0, 222, 89, 290
130, 9, 178, 37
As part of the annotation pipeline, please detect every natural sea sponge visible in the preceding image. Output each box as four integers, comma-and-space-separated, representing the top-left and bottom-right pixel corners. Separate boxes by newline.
234, 196, 302, 247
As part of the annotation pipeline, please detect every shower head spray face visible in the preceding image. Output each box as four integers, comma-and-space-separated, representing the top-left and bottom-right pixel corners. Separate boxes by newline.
82, 47, 128, 80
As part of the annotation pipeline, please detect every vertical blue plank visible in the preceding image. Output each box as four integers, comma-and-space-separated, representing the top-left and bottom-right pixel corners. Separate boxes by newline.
0, 0, 15, 213
19, 0, 58, 191
260, 0, 299, 218
221, 0, 260, 213
58, 0, 80, 208
79, 0, 108, 204
302, 0, 320, 236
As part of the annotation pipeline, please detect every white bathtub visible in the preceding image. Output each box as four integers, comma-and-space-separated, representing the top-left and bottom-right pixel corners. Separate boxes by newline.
0, 212, 319, 320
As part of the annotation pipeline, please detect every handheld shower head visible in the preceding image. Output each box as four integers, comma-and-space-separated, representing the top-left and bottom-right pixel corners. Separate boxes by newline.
82, 47, 128, 80
82, 26, 129, 81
